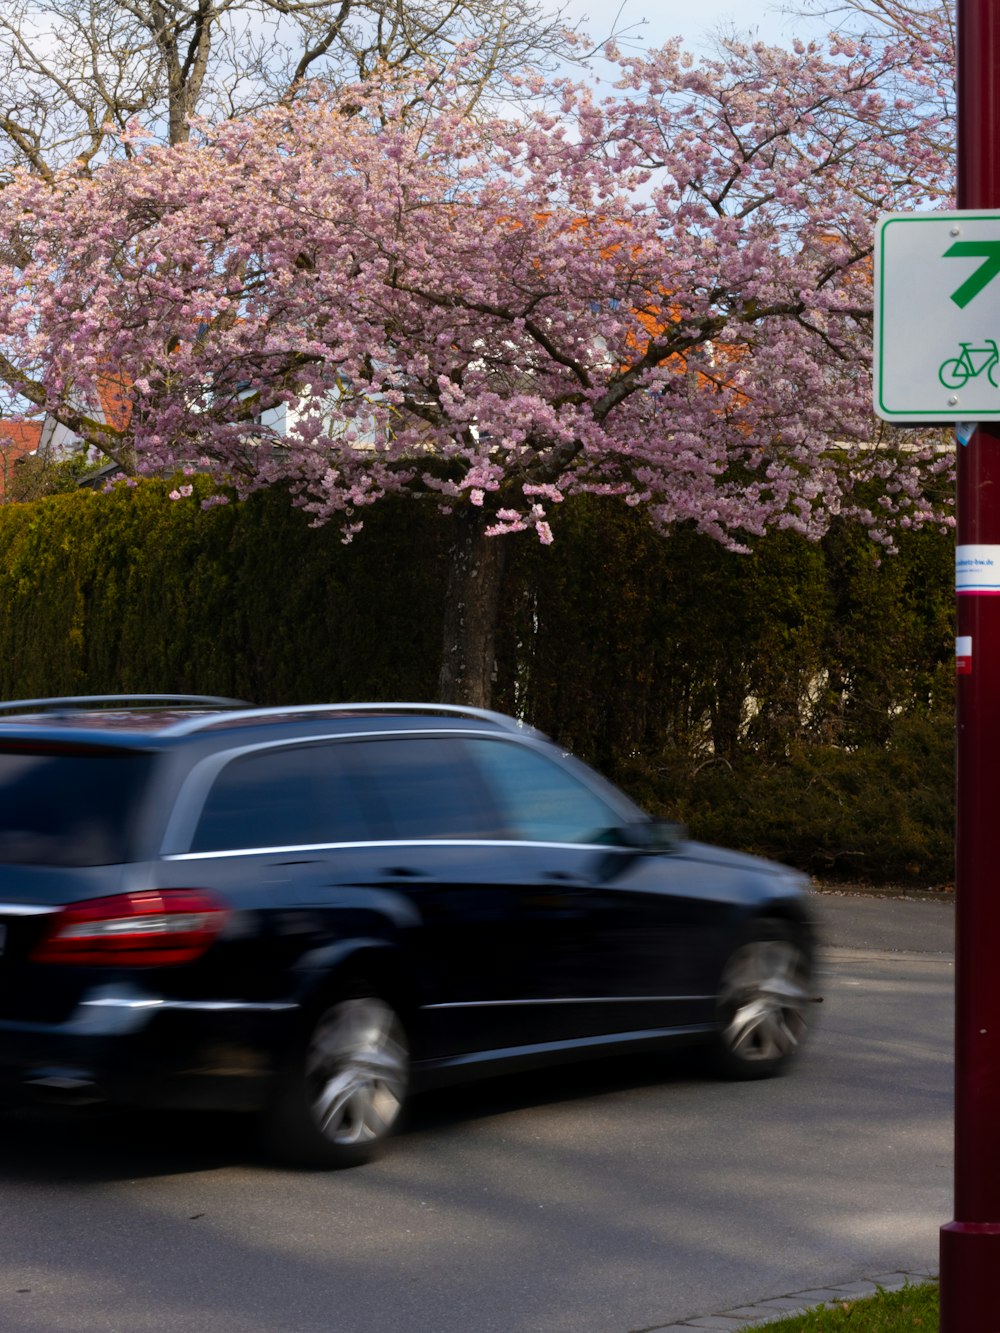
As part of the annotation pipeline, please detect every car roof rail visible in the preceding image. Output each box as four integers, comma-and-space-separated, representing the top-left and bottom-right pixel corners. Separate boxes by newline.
163, 701, 538, 737
0, 694, 250, 717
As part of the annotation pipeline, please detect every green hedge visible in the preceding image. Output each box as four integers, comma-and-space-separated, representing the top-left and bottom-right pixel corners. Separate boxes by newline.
616, 717, 952, 884
0, 478, 448, 702
0, 481, 955, 884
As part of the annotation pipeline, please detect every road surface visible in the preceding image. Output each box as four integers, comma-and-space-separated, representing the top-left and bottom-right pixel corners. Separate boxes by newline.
0, 890, 954, 1332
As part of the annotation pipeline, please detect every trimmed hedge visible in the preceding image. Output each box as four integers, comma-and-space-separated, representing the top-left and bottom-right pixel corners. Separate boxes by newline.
0, 478, 448, 702
616, 718, 953, 885
0, 481, 955, 883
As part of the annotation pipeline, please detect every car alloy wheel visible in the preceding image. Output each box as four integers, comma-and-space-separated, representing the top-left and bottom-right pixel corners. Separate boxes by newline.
265, 992, 409, 1167
305, 996, 409, 1147
712, 928, 811, 1078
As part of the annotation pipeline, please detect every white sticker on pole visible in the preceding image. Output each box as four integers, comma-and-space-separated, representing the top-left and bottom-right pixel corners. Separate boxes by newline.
957, 635, 972, 674
957, 544, 1000, 593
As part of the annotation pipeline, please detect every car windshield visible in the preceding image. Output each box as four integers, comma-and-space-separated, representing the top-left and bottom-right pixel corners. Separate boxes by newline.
0, 746, 153, 865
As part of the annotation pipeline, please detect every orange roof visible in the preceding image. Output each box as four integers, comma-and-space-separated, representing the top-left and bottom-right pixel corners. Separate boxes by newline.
95, 373, 132, 432
0, 420, 43, 497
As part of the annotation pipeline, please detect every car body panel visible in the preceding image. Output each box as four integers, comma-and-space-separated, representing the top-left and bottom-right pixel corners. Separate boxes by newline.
0, 700, 815, 1118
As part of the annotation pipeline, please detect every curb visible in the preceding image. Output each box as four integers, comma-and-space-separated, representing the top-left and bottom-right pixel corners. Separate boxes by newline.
645, 1269, 938, 1330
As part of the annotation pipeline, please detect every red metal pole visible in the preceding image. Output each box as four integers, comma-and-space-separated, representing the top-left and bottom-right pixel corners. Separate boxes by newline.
940, 2, 1000, 1328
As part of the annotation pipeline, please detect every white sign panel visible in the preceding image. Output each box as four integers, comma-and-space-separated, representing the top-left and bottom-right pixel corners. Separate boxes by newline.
874, 210, 1000, 422
956, 544, 1000, 594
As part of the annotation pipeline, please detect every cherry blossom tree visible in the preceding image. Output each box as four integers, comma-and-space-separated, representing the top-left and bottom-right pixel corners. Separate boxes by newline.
0, 36, 953, 704
800, 0, 955, 128
803, 0, 953, 57
0, 0, 580, 180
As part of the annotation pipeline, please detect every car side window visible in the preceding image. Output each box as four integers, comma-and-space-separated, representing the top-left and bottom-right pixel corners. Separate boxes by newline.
354, 737, 502, 840
190, 743, 371, 852
463, 738, 622, 844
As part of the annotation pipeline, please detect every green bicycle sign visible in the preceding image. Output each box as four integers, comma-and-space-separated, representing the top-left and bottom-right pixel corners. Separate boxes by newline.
875, 211, 1000, 421
938, 340, 1000, 390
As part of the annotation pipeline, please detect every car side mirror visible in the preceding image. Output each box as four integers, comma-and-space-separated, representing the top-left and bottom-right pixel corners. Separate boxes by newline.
614, 819, 684, 853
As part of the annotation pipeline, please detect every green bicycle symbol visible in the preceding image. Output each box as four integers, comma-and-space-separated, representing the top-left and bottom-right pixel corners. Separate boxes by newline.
939, 340, 1000, 389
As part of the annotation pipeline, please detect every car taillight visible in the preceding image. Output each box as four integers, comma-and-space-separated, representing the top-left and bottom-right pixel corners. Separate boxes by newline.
30, 890, 228, 966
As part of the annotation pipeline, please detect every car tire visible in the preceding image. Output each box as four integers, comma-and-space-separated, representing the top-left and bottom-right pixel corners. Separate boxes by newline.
263, 991, 410, 1168
707, 921, 812, 1080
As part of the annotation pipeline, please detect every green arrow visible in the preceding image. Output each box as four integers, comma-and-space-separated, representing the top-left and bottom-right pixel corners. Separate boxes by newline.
945, 240, 1000, 307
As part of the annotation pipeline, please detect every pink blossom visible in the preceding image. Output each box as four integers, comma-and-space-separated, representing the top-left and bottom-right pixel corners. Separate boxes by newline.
0, 41, 953, 546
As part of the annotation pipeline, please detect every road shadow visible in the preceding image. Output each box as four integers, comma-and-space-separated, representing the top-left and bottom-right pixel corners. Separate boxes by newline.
0, 1046, 704, 1185
408, 1045, 704, 1132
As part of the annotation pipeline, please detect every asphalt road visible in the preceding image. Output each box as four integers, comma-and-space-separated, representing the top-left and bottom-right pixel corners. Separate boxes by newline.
0, 891, 954, 1333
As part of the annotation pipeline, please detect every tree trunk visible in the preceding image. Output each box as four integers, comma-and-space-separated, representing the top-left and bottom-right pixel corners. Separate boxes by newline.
438, 508, 509, 707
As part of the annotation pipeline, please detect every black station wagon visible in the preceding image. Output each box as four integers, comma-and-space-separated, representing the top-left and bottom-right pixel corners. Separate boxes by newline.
0, 696, 816, 1167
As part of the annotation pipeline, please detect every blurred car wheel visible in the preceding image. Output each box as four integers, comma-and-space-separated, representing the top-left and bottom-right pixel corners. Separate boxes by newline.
709, 922, 812, 1079
265, 993, 410, 1167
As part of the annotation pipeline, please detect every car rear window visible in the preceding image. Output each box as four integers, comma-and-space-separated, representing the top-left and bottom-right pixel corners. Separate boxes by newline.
191, 742, 372, 852
0, 747, 152, 865
354, 737, 501, 840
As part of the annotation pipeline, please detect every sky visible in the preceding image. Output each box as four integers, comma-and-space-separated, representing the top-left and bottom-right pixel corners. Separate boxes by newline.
555, 0, 825, 59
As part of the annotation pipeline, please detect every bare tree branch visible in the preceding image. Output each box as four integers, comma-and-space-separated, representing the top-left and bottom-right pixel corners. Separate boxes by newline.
0, 0, 585, 177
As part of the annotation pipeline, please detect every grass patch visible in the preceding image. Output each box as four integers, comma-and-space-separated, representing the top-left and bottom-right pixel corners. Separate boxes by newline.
746, 1281, 938, 1330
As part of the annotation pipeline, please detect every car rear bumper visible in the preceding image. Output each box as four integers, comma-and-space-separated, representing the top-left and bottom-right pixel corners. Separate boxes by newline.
0, 986, 301, 1112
